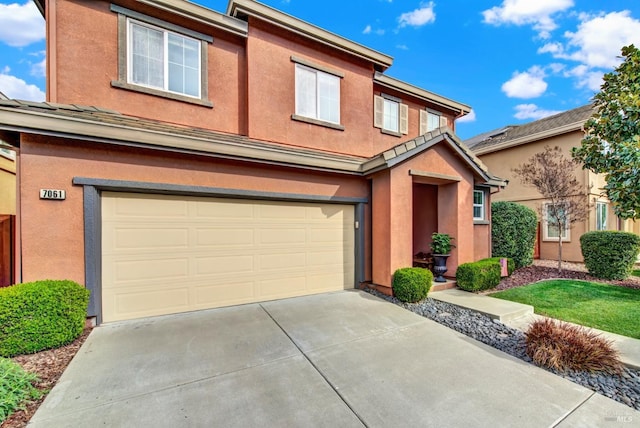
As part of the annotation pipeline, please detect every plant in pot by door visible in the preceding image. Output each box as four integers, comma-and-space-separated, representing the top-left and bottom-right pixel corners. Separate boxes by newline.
430, 233, 455, 282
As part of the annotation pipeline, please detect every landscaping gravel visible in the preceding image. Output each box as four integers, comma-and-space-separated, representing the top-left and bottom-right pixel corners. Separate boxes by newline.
365, 288, 640, 411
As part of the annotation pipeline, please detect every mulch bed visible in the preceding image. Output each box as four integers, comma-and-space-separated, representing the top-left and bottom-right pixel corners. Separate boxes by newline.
1, 328, 93, 428
493, 265, 640, 291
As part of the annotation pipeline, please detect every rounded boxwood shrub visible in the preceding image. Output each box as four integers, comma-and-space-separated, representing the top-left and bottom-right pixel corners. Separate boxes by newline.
0, 280, 90, 357
478, 257, 515, 276
491, 201, 537, 269
580, 231, 640, 280
392, 267, 433, 303
456, 261, 501, 292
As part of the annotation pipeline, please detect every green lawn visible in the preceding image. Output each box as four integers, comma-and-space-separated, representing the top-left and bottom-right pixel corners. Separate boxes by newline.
632, 269, 640, 277
490, 280, 640, 339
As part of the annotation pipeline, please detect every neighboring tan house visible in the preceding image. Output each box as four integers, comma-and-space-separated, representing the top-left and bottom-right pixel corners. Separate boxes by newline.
0, 0, 502, 324
465, 104, 637, 262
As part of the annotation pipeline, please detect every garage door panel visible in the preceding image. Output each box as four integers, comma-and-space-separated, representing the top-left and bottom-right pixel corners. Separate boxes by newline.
102, 192, 355, 322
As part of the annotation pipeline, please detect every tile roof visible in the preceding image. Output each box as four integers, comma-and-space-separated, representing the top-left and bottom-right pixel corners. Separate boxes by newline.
465, 104, 594, 154
0, 99, 502, 185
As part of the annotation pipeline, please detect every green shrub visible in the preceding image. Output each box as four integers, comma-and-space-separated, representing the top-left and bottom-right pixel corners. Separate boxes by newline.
491, 202, 538, 269
525, 318, 622, 374
580, 231, 640, 280
456, 261, 501, 291
0, 280, 90, 357
392, 268, 433, 302
0, 357, 42, 422
479, 257, 515, 276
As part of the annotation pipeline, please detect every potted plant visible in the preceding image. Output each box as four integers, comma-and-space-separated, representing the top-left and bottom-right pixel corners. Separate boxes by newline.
430, 233, 455, 282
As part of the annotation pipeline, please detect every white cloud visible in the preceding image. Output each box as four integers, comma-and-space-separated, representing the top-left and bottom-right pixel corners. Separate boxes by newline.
363, 24, 385, 35
0, 1, 45, 47
482, 0, 573, 37
548, 62, 565, 74
0, 68, 45, 101
561, 11, 640, 69
30, 58, 45, 78
363, 25, 372, 34
396, 44, 409, 50
513, 104, 562, 120
501, 66, 548, 98
398, 2, 436, 28
456, 110, 476, 123
563, 65, 603, 91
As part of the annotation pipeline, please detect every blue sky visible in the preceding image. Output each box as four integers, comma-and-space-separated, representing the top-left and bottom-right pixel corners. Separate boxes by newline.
1, 0, 640, 139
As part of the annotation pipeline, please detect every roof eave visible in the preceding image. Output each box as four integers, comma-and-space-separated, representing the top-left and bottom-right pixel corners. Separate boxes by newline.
227, 0, 393, 70
33, 0, 44, 17
374, 72, 471, 115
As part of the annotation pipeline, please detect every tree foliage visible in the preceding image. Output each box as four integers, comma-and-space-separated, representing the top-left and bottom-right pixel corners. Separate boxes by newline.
572, 44, 640, 220
513, 146, 590, 271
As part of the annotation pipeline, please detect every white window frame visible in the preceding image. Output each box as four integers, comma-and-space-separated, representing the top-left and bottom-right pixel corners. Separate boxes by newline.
383, 97, 400, 133
127, 18, 202, 99
294, 63, 340, 124
543, 203, 570, 241
473, 190, 485, 220
596, 201, 608, 231
426, 111, 440, 132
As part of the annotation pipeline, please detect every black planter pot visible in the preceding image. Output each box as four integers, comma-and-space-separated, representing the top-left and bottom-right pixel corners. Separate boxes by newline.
432, 254, 450, 282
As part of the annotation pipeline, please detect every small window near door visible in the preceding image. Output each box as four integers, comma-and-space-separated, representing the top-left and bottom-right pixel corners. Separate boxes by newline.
473, 190, 484, 220
596, 202, 607, 231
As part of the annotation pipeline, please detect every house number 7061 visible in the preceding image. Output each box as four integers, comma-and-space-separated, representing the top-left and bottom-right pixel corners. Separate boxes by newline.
39, 189, 66, 200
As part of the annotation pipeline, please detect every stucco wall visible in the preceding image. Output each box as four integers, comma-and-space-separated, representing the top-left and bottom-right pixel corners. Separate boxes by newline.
50, 0, 247, 135
19, 134, 370, 285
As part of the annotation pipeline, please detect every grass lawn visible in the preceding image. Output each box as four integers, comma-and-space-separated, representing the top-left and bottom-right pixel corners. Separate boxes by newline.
633, 269, 640, 277
490, 280, 640, 339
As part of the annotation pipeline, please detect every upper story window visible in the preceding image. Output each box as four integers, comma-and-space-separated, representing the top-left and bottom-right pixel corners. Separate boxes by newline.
128, 20, 200, 98
111, 5, 212, 107
420, 109, 447, 135
295, 63, 340, 124
596, 201, 608, 231
473, 190, 485, 220
374, 94, 408, 136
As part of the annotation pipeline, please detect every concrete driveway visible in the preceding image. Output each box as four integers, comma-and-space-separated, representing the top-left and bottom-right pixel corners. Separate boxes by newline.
29, 290, 638, 427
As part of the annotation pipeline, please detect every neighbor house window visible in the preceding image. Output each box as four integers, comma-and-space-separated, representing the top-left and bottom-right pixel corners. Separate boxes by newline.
596, 202, 608, 231
128, 20, 201, 98
295, 63, 340, 124
419, 109, 447, 134
111, 5, 212, 106
544, 203, 570, 241
374, 94, 408, 135
473, 190, 485, 220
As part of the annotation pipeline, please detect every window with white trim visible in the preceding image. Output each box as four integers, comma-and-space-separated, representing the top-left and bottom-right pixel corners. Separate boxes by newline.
295, 64, 340, 124
543, 203, 570, 241
374, 94, 408, 135
596, 202, 608, 231
473, 190, 485, 220
128, 19, 201, 98
419, 110, 447, 134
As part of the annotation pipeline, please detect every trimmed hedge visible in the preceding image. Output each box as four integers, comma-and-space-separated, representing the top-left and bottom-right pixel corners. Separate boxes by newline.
392, 267, 433, 302
580, 231, 640, 280
456, 261, 501, 292
0, 280, 90, 357
491, 202, 538, 269
479, 257, 515, 276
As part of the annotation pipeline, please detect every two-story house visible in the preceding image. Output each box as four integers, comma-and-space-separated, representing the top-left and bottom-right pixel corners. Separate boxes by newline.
0, 0, 502, 324
466, 104, 640, 262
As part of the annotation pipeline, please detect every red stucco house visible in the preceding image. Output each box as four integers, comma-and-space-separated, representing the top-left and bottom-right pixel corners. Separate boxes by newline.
0, 0, 502, 324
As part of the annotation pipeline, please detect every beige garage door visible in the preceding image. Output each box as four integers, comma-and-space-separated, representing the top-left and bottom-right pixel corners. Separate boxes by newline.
101, 192, 355, 322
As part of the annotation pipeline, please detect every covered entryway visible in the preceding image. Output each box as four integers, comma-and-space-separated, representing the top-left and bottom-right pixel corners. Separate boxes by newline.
101, 192, 355, 322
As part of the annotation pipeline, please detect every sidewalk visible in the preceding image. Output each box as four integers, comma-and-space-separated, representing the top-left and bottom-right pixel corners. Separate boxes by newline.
430, 288, 640, 369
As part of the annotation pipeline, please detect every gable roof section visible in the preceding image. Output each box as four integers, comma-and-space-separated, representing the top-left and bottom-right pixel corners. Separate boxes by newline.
362, 127, 502, 186
0, 100, 500, 185
466, 104, 594, 156
373, 72, 471, 116
227, 0, 393, 70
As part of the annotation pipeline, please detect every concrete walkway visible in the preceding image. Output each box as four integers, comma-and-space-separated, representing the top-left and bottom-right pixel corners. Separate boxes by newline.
431, 288, 640, 369
29, 290, 639, 427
